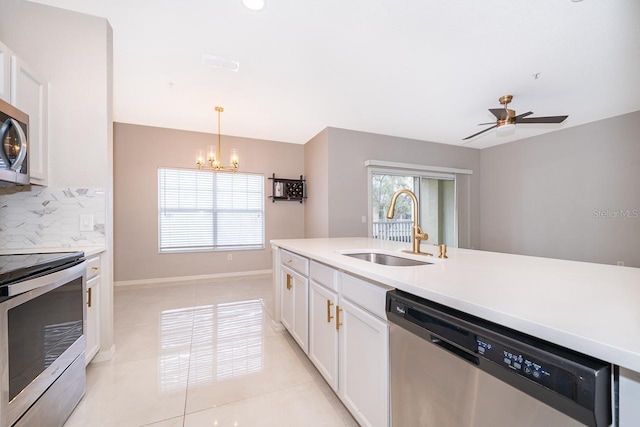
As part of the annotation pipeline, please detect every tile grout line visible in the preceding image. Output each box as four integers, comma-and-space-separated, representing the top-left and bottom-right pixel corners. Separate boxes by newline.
182, 378, 319, 421
181, 291, 199, 427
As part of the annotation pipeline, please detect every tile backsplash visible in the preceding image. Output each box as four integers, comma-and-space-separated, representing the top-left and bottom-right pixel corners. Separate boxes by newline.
0, 186, 106, 249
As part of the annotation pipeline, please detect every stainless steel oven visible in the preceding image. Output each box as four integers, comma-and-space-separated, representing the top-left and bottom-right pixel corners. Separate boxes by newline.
0, 252, 86, 427
0, 98, 29, 186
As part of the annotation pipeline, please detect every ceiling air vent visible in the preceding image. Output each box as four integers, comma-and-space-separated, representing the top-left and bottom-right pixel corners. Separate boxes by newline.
201, 54, 240, 72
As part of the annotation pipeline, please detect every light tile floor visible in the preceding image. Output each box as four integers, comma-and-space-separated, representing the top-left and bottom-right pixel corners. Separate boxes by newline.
64, 275, 358, 427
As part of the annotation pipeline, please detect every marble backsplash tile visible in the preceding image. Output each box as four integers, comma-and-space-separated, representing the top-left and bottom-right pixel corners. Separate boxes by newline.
0, 186, 106, 249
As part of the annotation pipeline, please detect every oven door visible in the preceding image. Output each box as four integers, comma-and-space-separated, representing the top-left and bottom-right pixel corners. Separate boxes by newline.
0, 260, 86, 427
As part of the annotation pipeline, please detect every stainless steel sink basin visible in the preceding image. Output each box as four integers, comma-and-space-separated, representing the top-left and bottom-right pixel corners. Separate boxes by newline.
343, 252, 432, 267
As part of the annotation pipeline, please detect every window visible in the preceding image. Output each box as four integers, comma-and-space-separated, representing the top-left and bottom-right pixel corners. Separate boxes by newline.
370, 171, 456, 247
158, 168, 264, 252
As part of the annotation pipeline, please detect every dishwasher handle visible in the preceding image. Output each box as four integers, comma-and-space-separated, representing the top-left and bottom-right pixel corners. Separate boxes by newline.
431, 335, 480, 365
401, 302, 479, 354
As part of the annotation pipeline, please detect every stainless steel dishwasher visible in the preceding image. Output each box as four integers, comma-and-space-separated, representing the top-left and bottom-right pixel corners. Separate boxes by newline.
386, 290, 612, 427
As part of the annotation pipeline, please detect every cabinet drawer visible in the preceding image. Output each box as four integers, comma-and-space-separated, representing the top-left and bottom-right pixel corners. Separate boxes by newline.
341, 273, 392, 319
86, 256, 101, 280
281, 250, 309, 276
310, 261, 338, 292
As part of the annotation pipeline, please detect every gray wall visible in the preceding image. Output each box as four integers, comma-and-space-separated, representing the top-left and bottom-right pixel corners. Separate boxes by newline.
114, 123, 305, 282
480, 110, 640, 267
320, 128, 482, 248
304, 129, 329, 238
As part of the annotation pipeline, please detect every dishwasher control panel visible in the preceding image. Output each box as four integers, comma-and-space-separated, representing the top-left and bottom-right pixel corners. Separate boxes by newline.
476, 335, 574, 399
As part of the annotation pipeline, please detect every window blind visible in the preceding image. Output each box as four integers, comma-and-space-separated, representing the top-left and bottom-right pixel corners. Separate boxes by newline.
158, 168, 265, 252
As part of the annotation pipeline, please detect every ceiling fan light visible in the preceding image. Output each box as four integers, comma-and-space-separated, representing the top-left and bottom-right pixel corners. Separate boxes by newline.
242, 0, 265, 11
496, 123, 515, 134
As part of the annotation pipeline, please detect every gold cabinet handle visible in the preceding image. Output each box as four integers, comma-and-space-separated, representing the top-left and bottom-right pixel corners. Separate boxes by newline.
87, 287, 92, 308
286, 259, 293, 264
91, 266, 99, 270
286, 274, 292, 290
336, 306, 343, 331
327, 300, 334, 323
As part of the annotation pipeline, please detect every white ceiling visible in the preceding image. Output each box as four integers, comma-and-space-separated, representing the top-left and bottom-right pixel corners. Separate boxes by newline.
30, 0, 640, 148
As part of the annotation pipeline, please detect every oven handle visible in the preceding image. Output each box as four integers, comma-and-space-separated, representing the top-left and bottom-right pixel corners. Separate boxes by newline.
6, 261, 86, 297
0, 118, 28, 171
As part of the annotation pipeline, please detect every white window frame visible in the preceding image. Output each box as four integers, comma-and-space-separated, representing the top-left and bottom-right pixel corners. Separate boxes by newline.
158, 168, 265, 253
366, 160, 473, 248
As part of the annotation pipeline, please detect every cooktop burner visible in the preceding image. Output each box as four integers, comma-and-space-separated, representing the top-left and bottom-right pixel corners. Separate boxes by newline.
0, 252, 85, 287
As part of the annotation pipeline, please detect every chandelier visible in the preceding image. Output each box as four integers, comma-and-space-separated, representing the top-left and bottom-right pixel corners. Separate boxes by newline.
196, 106, 239, 172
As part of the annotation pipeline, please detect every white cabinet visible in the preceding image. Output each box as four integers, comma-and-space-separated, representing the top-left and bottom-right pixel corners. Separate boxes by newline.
280, 250, 309, 354
85, 254, 102, 364
0, 41, 12, 103
619, 367, 640, 426
338, 297, 389, 427
308, 260, 390, 427
281, 267, 295, 330
277, 249, 391, 427
280, 267, 309, 353
309, 279, 339, 390
11, 56, 48, 185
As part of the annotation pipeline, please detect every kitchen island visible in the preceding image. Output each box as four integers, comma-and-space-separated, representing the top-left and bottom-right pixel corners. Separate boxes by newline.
272, 237, 640, 372
272, 237, 640, 426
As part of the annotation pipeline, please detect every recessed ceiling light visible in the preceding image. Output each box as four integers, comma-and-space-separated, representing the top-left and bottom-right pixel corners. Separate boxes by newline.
202, 54, 240, 72
242, 0, 265, 11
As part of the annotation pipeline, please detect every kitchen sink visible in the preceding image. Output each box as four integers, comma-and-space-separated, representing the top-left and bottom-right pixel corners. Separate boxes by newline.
343, 252, 433, 267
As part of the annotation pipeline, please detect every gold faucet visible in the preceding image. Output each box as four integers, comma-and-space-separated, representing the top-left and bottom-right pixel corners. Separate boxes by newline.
386, 189, 432, 256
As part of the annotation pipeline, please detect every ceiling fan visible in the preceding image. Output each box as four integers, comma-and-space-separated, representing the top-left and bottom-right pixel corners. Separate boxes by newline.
462, 95, 568, 141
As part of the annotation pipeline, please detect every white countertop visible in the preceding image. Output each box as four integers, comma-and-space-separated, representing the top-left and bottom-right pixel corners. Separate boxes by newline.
0, 246, 106, 258
271, 237, 640, 372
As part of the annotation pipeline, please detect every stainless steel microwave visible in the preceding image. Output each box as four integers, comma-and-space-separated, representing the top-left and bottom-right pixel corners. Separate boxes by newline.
0, 98, 29, 186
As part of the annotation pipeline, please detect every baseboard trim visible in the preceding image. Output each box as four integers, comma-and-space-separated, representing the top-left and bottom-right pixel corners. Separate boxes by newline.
91, 344, 116, 364
271, 320, 285, 332
114, 269, 273, 287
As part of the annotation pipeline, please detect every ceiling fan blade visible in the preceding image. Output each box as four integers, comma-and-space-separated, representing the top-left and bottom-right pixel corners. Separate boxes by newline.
462, 125, 498, 141
489, 108, 508, 120
477, 122, 497, 125
514, 111, 534, 121
518, 115, 568, 124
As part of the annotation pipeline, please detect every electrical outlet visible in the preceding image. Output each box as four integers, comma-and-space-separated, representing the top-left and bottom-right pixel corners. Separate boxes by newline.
361, 216, 367, 224
617, 261, 625, 266
227, 253, 233, 261
79, 214, 94, 232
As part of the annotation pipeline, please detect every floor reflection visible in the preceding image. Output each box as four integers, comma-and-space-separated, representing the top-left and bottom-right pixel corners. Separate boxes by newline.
215, 300, 263, 381
159, 306, 195, 392
159, 299, 264, 391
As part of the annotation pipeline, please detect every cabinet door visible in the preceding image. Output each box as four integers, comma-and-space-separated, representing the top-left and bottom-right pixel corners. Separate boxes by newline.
339, 298, 389, 427
280, 267, 295, 334
11, 56, 48, 185
0, 41, 11, 102
85, 274, 101, 364
309, 281, 339, 391
292, 271, 309, 354
281, 266, 309, 353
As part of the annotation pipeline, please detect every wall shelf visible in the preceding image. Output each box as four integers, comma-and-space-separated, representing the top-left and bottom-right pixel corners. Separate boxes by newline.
268, 174, 306, 203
